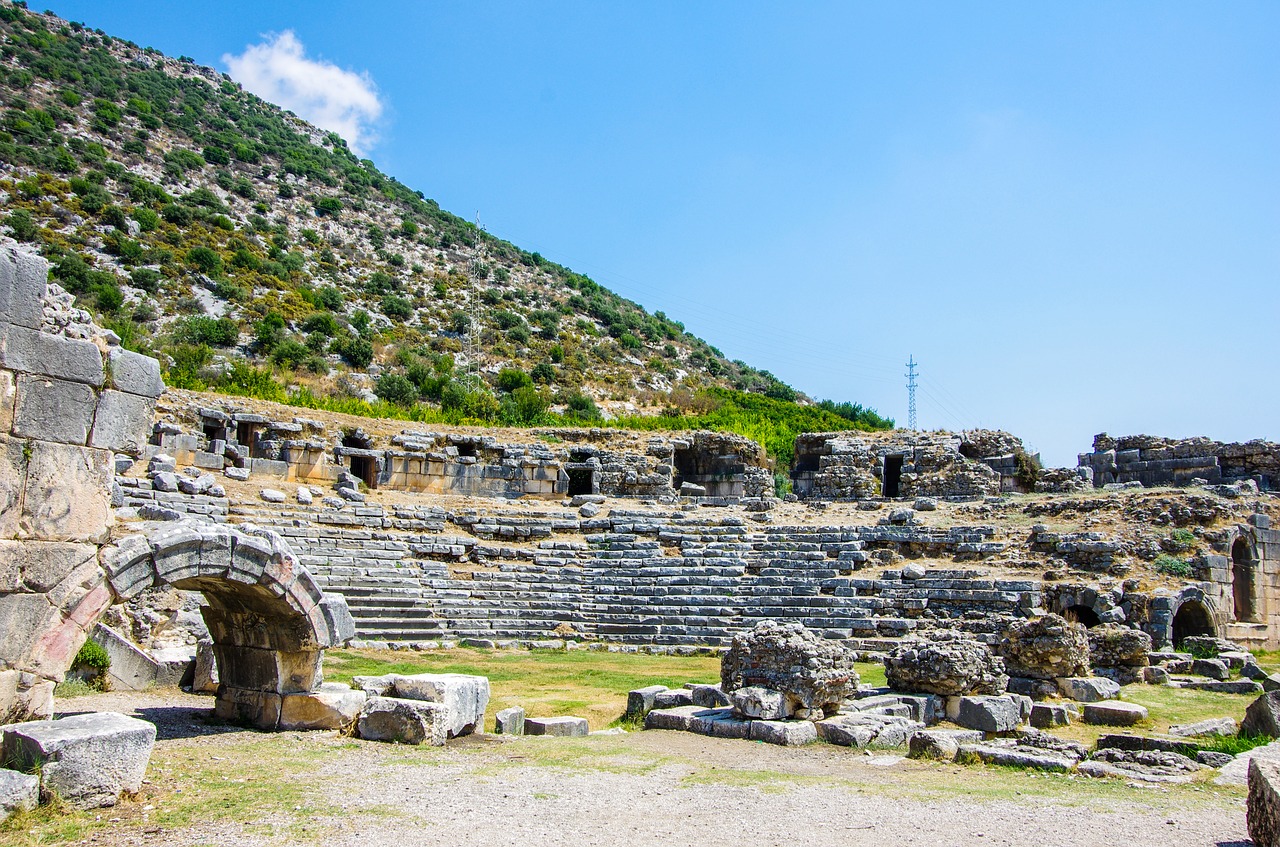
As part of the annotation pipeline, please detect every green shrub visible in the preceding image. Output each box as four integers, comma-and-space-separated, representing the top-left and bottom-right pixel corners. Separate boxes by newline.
496, 367, 532, 392
531, 362, 555, 384
1155, 554, 1193, 578
176, 316, 239, 347
375, 373, 418, 407
381, 295, 413, 321
73, 638, 111, 672
331, 333, 373, 368
185, 245, 223, 275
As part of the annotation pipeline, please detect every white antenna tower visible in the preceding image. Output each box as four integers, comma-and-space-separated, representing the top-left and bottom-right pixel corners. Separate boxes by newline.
464, 212, 485, 382
905, 355, 918, 431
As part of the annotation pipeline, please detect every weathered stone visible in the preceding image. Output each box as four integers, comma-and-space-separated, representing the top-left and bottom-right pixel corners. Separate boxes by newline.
495, 706, 525, 735
1169, 717, 1238, 738
624, 685, 668, 720
1191, 658, 1231, 681
260, 488, 286, 503
1244, 692, 1280, 739
1088, 624, 1152, 670
654, 689, 694, 709
88, 390, 155, 455
644, 706, 703, 731
1197, 750, 1235, 768
525, 716, 589, 737
721, 621, 859, 716
1250, 758, 1280, 847
192, 639, 219, 694
0, 323, 103, 386
1080, 747, 1201, 783
749, 720, 817, 746
954, 695, 1021, 734
688, 683, 730, 708
1082, 700, 1149, 726
0, 768, 39, 819
357, 696, 447, 746
279, 684, 366, 730
908, 728, 983, 760
0, 246, 48, 329
730, 685, 789, 720
20, 440, 111, 543
0, 712, 156, 809
1000, 614, 1090, 680
12, 375, 95, 444
105, 347, 164, 399
688, 707, 752, 739
886, 632, 1008, 696
1030, 702, 1072, 728
1056, 676, 1120, 702
816, 718, 876, 748
389, 673, 489, 737
957, 742, 1076, 772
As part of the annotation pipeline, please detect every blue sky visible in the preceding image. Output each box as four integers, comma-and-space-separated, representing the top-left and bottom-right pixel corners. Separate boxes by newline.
51, 2, 1279, 466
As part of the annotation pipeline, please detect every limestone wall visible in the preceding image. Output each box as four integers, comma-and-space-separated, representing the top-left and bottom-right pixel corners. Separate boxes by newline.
0, 245, 163, 720
1080, 432, 1280, 490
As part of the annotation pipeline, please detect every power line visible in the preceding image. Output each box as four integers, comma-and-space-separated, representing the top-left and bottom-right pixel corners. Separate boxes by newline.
905, 355, 918, 431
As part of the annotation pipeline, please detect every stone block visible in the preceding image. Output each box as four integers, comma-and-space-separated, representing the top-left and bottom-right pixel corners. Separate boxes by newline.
1250, 758, 1280, 847
654, 689, 694, 709
644, 706, 703, 731
388, 673, 489, 737
624, 685, 668, 719
495, 706, 525, 735
1, 712, 156, 809
0, 437, 23, 538
19, 440, 111, 543
748, 720, 818, 746
957, 743, 1076, 772
192, 640, 219, 694
688, 683, 730, 708
0, 768, 39, 819
357, 696, 447, 745
280, 684, 366, 730
730, 685, 789, 720
0, 323, 102, 385
105, 347, 164, 398
908, 728, 983, 760
1244, 692, 1280, 738
1056, 676, 1120, 703
1082, 700, 1149, 726
955, 695, 1021, 734
0, 246, 47, 329
817, 718, 876, 748
1192, 658, 1231, 681
89, 390, 155, 455
1030, 703, 1072, 729
688, 708, 751, 739
525, 716, 589, 737
12, 375, 95, 444
90, 623, 159, 691
0, 370, 14, 434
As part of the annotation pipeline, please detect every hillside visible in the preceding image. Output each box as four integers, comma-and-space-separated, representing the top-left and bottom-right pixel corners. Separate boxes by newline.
0, 3, 890, 458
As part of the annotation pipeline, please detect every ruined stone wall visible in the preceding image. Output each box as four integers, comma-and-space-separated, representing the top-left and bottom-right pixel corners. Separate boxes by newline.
790, 430, 1018, 500
0, 245, 163, 720
1080, 432, 1280, 490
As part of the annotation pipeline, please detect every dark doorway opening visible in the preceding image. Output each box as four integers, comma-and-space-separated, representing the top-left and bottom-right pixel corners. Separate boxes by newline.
1172, 600, 1215, 646
349, 455, 377, 489
203, 423, 226, 442
883, 455, 904, 498
457, 443, 477, 458
672, 448, 697, 491
1063, 604, 1101, 628
1233, 537, 1256, 622
567, 467, 595, 496
236, 422, 256, 446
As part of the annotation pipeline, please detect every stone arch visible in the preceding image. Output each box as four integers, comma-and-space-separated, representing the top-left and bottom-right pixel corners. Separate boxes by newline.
1171, 598, 1217, 646
1232, 535, 1257, 622
100, 521, 354, 729
1063, 604, 1101, 628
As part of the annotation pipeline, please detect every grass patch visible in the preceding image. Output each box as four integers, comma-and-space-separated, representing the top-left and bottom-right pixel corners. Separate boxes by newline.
1047, 683, 1260, 749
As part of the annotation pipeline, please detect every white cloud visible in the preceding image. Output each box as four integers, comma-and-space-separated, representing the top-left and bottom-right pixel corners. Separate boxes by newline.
223, 31, 383, 156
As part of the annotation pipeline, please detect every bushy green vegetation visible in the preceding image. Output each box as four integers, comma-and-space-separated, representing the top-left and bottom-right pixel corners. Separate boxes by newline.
1154, 553, 1194, 578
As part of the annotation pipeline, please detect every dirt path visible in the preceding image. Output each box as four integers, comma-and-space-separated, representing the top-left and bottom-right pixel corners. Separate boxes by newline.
20, 691, 1249, 847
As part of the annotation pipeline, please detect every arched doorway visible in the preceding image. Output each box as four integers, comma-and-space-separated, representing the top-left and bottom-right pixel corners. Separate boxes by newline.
1232, 537, 1257, 622
100, 521, 355, 729
1171, 599, 1216, 646
1063, 604, 1101, 628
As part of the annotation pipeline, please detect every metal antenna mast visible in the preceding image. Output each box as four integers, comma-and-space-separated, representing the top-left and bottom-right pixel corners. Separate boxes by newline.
464, 212, 485, 382
905, 355, 918, 431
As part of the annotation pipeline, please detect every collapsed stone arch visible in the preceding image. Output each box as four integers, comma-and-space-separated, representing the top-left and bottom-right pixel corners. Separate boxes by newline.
1171, 596, 1217, 646
100, 521, 354, 729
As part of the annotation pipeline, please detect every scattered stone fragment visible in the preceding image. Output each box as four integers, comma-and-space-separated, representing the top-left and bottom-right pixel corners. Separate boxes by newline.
279, 684, 366, 731
908, 728, 983, 760
957, 741, 1077, 772
1169, 717, 1239, 738
1244, 691, 1280, 739
730, 685, 788, 720
1079, 748, 1202, 783
525, 717, 590, 737
886, 631, 1008, 696
495, 706, 525, 735
720, 621, 859, 717
1056, 676, 1120, 703
954, 695, 1021, 734
1197, 751, 1235, 768
688, 683, 730, 708
0, 769, 39, 820
357, 697, 448, 746
1030, 702, 1072, 729
1250, 758, 1280, 847
654, 689, 694, 709
625, 685, 668, 720
1082, 700, 1148, 726
748, 720, 817, 747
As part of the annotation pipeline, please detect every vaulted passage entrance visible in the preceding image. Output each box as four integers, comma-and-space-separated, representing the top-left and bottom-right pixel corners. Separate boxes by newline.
101, 522, 355, 729
1233, 537, 1257, 622
883, 455, 904, 498
1063, 604, 1101, 628
1172, 599, 1216, 646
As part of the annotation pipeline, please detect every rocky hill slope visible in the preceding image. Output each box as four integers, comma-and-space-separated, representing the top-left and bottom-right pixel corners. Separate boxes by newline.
0, 3, 889, 446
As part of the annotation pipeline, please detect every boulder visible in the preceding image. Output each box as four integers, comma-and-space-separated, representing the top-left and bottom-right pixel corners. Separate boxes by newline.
730, 686, 789, 720
720, 621, 859, 717
748, 720, 817, 747
525, 716, 589, 737
1082, 700, 1148, 727
954, 695, 1021, 734
624, 685, 668, 720
653, 689, 694, 709
1244, 691, 1280, 739
886, 631, 1008, 696
908, 728, 983, 760
1000, 614, 1090, 680
0, 712, 155, 809
363, 673, 489, 738
1169, 717, 1238, 738
495, 706, 525, 735
1056, 676, 1120, 703
1087, 624, 1152, 671
1250, 758, 1280, 847
357, 697, 448, 746
0, 768, 38, 820
1030, 703, 1072, 729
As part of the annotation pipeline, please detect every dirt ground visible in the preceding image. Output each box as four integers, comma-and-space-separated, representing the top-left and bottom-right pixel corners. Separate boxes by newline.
12, 690, 1251, 847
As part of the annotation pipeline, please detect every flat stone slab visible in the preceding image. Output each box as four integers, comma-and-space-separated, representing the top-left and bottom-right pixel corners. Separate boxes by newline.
389, 673, 490, 738
1217, 740, 1280, 786
1057, 677, 1120, 703
0, 712, 156, 809
688, 708, 751, 740
525, 716, 589, 737
908, 728, 984, 760
957, 743, 1077, 772
1169, 717, 1238, 738
279, 684, 366, 731
1082, 700, 1149, 726
645, 706, 704, 732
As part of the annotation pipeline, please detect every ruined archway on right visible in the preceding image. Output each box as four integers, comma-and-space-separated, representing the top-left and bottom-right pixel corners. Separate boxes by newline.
1232, 536, 1258, 622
